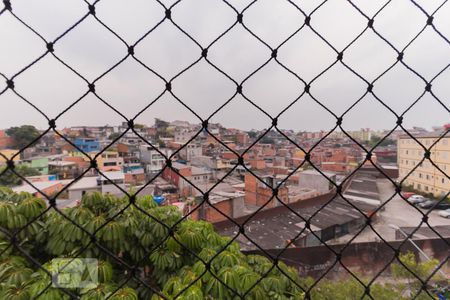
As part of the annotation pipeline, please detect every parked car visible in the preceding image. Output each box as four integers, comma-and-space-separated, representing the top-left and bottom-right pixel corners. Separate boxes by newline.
418, 200, 436, 209
418, 200, 450, 210
407, 195, 426, 204
438, 209, 450, 218
436, 202, 450, 210
401, 192, 416, 199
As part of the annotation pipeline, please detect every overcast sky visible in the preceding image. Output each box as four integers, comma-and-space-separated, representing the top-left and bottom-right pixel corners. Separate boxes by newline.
0, 0, 449, 132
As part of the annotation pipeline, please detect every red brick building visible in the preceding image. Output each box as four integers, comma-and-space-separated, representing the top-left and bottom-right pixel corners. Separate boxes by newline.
235, 132, 249, 145
190, 198, 233, 223
0, 130, 14, 149
162, 162, 192, 197
244, 173, 289, 208
248, 158, 266, 170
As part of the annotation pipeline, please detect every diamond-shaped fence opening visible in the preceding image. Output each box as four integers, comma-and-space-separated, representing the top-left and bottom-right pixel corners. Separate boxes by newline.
0, 0, 449, 299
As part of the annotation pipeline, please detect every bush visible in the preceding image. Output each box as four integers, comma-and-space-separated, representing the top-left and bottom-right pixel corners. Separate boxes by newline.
0, 189, 444, 299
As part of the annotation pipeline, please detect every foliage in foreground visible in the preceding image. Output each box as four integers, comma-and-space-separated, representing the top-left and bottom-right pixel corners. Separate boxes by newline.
0, 187, 445, 299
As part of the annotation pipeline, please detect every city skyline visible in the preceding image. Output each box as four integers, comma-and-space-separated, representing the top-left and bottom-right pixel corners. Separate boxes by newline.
2, 119, 448, 135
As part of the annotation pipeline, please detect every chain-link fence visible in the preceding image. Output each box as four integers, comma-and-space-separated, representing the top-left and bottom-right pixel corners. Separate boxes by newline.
0, 0, 449, 299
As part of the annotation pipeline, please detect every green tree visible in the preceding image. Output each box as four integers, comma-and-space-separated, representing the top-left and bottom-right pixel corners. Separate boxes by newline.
308, 277, 403, 300
367, 135, 395, 148
391, 251, 441, 299
154, 118, 169, 129
0, 190, 307, 299
247, 131, 258, 139
108, 132, 121, 140
6, 125, 40, 149
0, 189, 443, 299
0, 164, 41, 187
134, 123, 146, 130
260, 136, 274, 144
391, 251, 439, 299
392, 252, 439, 281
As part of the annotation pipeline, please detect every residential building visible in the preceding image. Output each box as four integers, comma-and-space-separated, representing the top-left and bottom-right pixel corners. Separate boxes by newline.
162, 162, 192, 197
373, 146, 397, 163
248, 158, 266, 170
174, 127, 196, 143
160, 162, 212, 197
26, 174, 58, 183
63, 155, 90, 172
71, 126, 115, 139
0, 130, 14, 149
190, 191, 245, 223
179, 143, 202, 161
235, 132, 249, 145
217, 170, 380, 250
398, 131, 450, 197
123, 163, 146, 185
0, 149, 19, 165
190, 166, 212, 196
68, 171, 125, 201
117, 143, 141, 164
48, 161, 79, 179
74, 137, 101, 152
349, 128, 372, 142
97, 151, 124, 172
191, 156, 235, 172
140, 146, 172, 174
22, 157, 49, 174
244, 172, 289, 208
298, 170, 336, 194
12, 181, 67, 199
119, 132, 145, 145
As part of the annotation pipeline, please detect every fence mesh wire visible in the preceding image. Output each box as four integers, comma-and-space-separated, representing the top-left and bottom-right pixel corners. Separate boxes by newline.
0, 0, 449, 299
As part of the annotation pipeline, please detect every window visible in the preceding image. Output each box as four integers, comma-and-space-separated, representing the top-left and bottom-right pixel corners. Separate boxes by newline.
104, 162, 117, 166
419, 173, 422, 178
442, 178, 445, 184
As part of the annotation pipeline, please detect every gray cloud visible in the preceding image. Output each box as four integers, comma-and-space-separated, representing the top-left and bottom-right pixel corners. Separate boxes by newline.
1, 0, 449, 132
